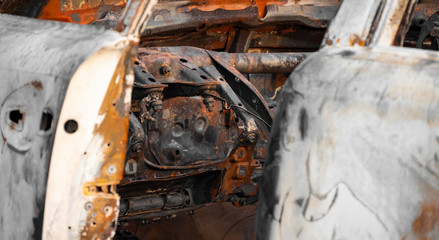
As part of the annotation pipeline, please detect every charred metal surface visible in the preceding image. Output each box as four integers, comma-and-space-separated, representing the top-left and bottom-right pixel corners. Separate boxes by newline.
257, 45, 439, 240
116, 202, 257, 240
257, 0, 439, 239
0, 13, 124, 239
139, 0, 338, 51
39, 0, 126, 24
141, 0, 339, 36
223, 52, 308, 73
112, 46, 308, 225
0, 0, 49, 17
323, 0, 417, 47
41, 1, 157, 239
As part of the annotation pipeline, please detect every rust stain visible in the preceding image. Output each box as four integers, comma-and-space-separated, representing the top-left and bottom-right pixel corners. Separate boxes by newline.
39, 0, 126, 24
410, 201, 439, 240
349, 34, 365, 46
30, 80, 43, 90
80, 43, 137, 238
185, 0, 287, 18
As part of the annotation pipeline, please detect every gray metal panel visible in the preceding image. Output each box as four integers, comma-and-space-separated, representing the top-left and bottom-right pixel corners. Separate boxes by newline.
0, 14, 123, 239
256, 46, 439, 239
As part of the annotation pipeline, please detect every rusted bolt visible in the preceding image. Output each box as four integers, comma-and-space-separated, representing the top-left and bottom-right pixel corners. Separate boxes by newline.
84, 202, 93, 211
132, 143, 142, 153
151, 99, 163, 111
247, 132, 257, 143
203, 96, 215, 112
106, 164, 117, 175
160, 65, 171, 75
103, 206, 113, 217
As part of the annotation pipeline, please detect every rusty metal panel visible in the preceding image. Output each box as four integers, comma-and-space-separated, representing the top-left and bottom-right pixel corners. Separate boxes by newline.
60, 0, 125, 12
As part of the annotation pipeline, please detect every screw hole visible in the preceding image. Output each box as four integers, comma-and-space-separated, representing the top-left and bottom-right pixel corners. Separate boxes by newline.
175, 149, 180, 155
64, 120, 78, 133
135, 61, 139, 65
238, 103, 243, 107
219, 78, 224, 81
200, 75, 207, 80
148, 77, 156, 82
180, 58, 188, 63
234, 118, 240, 123
197, 23, 207, 31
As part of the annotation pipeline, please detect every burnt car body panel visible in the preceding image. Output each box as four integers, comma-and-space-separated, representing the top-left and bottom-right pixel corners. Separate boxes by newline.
0, 0, 157, 238
256, 0, 439, 239
0, 13, 122, 239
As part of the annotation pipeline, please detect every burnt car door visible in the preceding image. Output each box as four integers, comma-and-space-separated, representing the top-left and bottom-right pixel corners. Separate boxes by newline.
256, 0, 439, 239
0, 0, 156, 239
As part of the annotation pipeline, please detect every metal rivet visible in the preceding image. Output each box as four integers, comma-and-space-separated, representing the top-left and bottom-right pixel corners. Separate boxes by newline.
106, 164, 117, 175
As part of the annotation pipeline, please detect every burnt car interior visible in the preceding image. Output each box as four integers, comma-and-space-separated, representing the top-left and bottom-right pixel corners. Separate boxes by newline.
1, 0, 439, 239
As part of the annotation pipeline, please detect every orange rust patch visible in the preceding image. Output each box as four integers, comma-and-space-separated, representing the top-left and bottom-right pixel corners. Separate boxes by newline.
80, 43, 136, 238
410, 201, 439, 240
401, 200, 439, 240
80, 197, 119, 239
185, 0, 287, 18
39, 0, 126, 24
30, 80, 43, 90
349, 34, 365, 46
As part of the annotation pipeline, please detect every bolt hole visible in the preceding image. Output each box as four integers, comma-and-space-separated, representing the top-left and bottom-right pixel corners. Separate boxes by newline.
107, 142, 111, 147
180, 58, 188, 63
64, 120, 78, 133
234, 118, 240, 123
142, 70, 146, 73
9, 110, 23, 124
148, 77, 156, 82
238, 103, 243, 107
197, 23, 207, 31
192, 68, 197, 71
219, 78, 224, 81
68, 226, 71, 230
135, 61, 139, 65
39, 110, 53, 131
200, 75, 207, 80
175, 149, 180, 155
